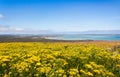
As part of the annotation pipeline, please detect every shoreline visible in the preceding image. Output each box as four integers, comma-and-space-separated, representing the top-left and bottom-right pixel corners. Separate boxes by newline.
0, 35, 120, 43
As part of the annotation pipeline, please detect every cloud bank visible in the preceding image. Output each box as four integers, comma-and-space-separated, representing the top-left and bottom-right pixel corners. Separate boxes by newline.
0, 25, 54, 34
0, 25, 26, 34
0, 25, 24, 31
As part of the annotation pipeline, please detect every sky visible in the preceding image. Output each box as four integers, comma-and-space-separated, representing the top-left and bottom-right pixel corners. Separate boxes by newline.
0, 0, 120, 34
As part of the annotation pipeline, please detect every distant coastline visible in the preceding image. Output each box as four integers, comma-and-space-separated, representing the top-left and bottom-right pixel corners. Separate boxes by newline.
45, 34, 120, 41
0, 35, 93, 42
0, 34, 120, 42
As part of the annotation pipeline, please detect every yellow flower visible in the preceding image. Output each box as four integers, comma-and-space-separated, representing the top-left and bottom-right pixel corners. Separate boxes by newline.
2, 63, 6, 67
69, 71, 76, 75
58, 73, 63, 76
63, 75, 67, 77
93, 70, 100, 74
25, 68, 29, 72
34, 74, 39, 76
56, 69, 64, 74
106, 71, 114, 76
87, 72, 93, 76
39, 67, 46, 73
116, 64, 120, 67
85, 64, 93, 69
8, 72, 12, 75
36, 62, 41, 66
80, 69, 86, 74
3, 74, 8, 77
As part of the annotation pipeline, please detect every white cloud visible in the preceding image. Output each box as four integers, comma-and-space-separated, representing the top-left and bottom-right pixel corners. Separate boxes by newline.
14, 28, 24, 31
0, 25, 24, 32
0, 14, 4, 19
0, 25, 53, 34
9, 27, 24, 31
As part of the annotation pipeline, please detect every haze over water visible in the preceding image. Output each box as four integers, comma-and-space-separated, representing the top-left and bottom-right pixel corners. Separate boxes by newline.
47, 34, 120, 40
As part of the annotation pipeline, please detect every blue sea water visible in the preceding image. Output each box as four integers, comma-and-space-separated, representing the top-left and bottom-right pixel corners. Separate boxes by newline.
47, 34, 120, 40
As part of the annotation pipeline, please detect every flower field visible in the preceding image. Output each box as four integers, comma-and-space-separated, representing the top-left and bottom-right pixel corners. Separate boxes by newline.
0, 42, 120, 77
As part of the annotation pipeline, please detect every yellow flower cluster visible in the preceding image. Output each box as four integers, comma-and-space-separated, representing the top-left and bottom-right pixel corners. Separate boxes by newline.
0, 42, 119, 77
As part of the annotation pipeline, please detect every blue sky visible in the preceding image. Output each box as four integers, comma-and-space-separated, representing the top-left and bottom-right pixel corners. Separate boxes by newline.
0, 0, 120, 34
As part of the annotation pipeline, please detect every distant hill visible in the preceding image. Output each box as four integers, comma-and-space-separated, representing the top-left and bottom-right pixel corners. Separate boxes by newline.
1, 29, 120, 35
65, 30, 120, 34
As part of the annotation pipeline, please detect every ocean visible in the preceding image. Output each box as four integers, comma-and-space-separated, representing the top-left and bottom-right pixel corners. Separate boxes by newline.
47, 34, 120, 40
